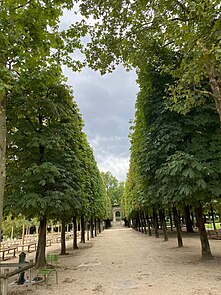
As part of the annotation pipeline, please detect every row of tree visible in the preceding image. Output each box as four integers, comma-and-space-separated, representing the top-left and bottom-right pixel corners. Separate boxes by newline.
0, 1, 114, 268
122, 45, 221, 259
4, 64, 111, 267
73, 0, 221, 260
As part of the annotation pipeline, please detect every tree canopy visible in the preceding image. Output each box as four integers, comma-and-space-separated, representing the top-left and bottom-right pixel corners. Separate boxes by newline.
77, 0, 221, 121
124, 46, 221, 258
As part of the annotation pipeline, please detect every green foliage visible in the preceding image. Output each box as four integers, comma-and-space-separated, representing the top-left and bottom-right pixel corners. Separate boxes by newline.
123, 46, 221, 218
2, 214, 38, 239
5, 64, 108, 223
78, 0, 221, 120
5, 67, 84, 219
101, 171, 124, 207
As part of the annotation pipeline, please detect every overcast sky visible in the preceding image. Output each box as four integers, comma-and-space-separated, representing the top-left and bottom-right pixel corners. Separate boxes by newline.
63, 66, 138, 182
61, 10, 139, 182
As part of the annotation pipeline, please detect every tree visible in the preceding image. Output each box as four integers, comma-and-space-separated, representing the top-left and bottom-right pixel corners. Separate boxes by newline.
101, 171, 124, 207
77, 0, 221, 121
5, 67, 84, 267
0, 0, 87, 247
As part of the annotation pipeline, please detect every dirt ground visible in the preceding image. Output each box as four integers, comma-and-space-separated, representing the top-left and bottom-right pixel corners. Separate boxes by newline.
5, 224, 221, 295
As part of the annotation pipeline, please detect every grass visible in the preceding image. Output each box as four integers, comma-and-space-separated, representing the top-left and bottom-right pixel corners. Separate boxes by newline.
205, 223, 221, 230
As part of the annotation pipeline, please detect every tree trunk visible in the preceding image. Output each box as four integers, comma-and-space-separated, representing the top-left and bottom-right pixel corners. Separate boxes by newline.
195, 204, 213, 260
35, 215, 47, 268
211, 206, 216, 230
90, 218, 94, 238
73, 215, 78, 249
60, 218, 66, 255
94, 218, 97, 237
159, 209, 168, 241
173, 206, 183, 247
0, 95, 6, 246
98, 219, 101, 234
141, 212, 147, 234
139, 213, 144, 233
184, 205, 194, 233
87, 221, 90, 240
152, 207, 159, 238
138, 214, 142, 232
80, 215, 85, 243
146, 211, 152, 236
168, 209, 173, 231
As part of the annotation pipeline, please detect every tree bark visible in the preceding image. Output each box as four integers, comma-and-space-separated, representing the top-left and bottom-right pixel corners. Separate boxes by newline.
87, 221, 90, 240
139, 213, 144, 233
159, 209, 168, 241
35, 215, 47, 268
195, 204, 213, 260
141, 212, 147, 234
184, 205, 194, 233
0, 95, 6, 246
168, 209, 173, 231
94, 218, 97, 237
80, 215, 85, 243
211, 206, 216, 230
60, 218, 66, 255
73, 215, 78, 249
152, 207, 159, 238
173, 206, 183, 247
98, 219, 101, 234
137, 215, 141, 232
90, 218, 94, 238
146, 210, 152, 236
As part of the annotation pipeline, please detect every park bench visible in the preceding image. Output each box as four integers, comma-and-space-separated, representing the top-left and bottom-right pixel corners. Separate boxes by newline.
46, 238, 52, 246
0, 246, 17, 261
17, 242, 37, 253
207, 229, 221, 240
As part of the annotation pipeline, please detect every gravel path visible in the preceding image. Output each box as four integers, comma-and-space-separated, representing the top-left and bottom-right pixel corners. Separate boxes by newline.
6, 225, 221, 295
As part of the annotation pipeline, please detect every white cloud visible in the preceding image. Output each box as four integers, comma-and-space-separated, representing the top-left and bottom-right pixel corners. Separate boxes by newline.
97, 154, 130, 182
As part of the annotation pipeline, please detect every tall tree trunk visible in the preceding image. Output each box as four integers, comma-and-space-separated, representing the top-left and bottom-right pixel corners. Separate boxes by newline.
184, 205, 194, 233
0, 95, 6, 245
159, 209, 168, 241
60, 218, 66, 255
173, 206, 183, 247
211, 206, 216, 230
87, 221, 90, 240
0, 94, 6, 292
137, 214, 141, 232
81, 215, 85, 243
90, 218, 94, 238
153, 207, 159, 238
35, 215, 47, 268
98, 219, 101, 234
141, 212, 147, 234
139, 213, 144, 233
168, 209, 173, 231
195, 204, 213, 260
146, 210, 152, 236
73, 215, 78, 249
94, 218, 97, 237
